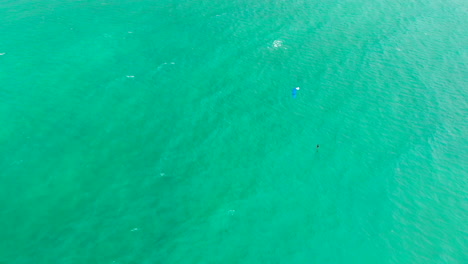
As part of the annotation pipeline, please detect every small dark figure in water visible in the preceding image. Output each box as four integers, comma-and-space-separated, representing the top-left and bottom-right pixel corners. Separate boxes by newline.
316, 144, 320, 151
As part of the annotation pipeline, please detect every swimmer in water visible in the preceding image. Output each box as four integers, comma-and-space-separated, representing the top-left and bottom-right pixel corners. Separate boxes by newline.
316, 144, 320, 151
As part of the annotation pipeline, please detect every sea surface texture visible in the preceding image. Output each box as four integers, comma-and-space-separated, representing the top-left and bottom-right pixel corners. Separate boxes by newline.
0, 0, 467, 263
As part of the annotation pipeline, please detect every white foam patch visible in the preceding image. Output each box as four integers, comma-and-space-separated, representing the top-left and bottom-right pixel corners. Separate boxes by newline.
0, 53, 5, 55
273, 40, 283, 48
126, 75, 135, 78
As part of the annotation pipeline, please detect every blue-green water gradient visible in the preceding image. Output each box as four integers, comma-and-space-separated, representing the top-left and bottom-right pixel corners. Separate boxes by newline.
1, 0, 467, 263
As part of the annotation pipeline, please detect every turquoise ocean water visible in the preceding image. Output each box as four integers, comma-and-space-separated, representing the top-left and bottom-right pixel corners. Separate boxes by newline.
1, 0, 467, 263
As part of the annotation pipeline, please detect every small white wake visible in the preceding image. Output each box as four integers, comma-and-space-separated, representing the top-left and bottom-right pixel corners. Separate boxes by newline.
156, 62, 176, 71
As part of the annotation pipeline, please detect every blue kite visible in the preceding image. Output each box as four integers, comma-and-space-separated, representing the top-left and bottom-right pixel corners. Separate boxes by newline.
292, 87, 300, 98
